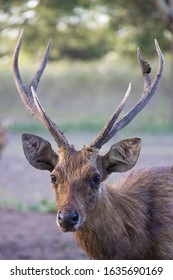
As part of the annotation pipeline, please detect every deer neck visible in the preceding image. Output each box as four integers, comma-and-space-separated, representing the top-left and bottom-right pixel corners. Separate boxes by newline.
74, 181, 150, 260
74, 184, 126, 259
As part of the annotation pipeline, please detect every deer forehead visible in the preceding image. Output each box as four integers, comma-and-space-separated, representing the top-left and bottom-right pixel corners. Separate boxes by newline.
55, 146, 100, 180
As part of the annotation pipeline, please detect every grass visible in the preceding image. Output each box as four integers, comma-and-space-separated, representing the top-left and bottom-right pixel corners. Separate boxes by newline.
9, 118, 173, 135
28, 199, 56, 213
0, 198, 56, 213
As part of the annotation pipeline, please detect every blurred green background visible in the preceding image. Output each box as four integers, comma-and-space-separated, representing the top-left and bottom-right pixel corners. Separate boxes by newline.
0, 0, 173, 135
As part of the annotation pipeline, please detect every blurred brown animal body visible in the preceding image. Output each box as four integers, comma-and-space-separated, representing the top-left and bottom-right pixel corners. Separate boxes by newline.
13, 32, 173, 259
0, 127, 6, 156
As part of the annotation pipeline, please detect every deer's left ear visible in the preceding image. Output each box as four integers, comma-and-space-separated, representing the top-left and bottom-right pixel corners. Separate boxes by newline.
101, 138, 141, 176
22, 133, 58, 172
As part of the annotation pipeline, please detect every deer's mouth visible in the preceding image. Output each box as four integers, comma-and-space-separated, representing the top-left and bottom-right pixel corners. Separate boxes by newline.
58, 224, 80, 232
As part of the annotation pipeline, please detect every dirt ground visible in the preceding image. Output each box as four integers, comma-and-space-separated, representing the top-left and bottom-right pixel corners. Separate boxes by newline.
0, 132, 173, 260
0, 209, 87, 260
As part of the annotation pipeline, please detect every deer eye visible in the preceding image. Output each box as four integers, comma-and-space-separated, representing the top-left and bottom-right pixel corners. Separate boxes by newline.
90, 174, 101, 187
50, 174, 57, 184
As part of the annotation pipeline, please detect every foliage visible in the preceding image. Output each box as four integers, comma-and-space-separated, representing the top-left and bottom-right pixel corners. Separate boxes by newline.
103, 0, 170, 55
0, 0, 172, 60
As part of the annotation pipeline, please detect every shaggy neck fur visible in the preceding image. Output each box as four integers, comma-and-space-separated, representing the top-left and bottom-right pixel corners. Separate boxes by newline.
74, 167, 173, 260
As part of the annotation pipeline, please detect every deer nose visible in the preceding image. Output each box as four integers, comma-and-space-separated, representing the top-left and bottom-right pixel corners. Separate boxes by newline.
57, 210, 79, 231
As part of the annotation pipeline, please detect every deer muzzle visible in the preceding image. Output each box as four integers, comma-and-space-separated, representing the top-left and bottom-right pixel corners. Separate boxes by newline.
57, 209, 79, 232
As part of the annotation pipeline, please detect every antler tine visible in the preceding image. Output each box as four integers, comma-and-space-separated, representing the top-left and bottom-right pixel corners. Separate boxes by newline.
89, 83, 131, 149
13, 31, 70, 149
107, 40, 164, 139
90, 40, 164, 149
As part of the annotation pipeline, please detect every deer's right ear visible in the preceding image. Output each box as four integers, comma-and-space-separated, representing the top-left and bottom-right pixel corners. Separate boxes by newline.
100, 138, 141, 177
22, 133, 58, 172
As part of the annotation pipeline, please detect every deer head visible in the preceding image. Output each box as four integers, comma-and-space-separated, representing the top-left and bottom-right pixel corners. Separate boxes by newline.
13, 32, 164, 232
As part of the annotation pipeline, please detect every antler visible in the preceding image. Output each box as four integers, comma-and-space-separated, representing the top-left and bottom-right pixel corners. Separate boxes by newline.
13, 32, 164, 151
89, 39, 164, 149
13, 31, 71, 149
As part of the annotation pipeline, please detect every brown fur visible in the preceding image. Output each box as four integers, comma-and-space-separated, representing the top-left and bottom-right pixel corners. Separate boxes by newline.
0, 127, 6, 156
75, 166, 173, 259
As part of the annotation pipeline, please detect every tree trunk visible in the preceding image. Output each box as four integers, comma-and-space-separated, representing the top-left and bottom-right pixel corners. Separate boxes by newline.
157, 0, 173, 124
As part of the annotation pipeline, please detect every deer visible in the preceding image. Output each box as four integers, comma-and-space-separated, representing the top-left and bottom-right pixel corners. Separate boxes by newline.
13, 31, 173, 260
0, 127, 6, 156
0, 118, 10, 157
